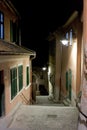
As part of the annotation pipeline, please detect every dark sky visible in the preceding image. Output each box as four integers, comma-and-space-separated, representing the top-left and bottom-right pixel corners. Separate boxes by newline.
11, 0, 83, 67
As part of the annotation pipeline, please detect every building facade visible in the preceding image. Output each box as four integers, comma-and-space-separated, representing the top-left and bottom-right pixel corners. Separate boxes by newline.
0, 0, 36, 116
48, 10, 83, 105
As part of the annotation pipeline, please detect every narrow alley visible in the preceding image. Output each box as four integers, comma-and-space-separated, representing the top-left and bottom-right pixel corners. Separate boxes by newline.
0, 96, 79, 130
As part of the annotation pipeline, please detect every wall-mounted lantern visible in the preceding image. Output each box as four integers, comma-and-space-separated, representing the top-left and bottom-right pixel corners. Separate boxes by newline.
60, 38, 69, 46
60, 29, 74, 46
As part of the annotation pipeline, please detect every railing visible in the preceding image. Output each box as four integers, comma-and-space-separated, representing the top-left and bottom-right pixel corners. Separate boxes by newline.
20, 93, 30, 105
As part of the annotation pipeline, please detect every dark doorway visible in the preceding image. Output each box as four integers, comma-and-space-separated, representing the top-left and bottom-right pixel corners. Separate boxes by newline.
39, 85, 48, 95
0, 70, 5, 117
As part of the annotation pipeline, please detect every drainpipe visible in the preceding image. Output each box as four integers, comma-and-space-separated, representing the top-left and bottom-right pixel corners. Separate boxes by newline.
59, 42, 63, 101
28, 52, 36, 104
30, 52, 36, 60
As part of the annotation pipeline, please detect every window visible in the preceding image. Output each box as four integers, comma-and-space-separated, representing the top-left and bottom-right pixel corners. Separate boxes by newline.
10, 21, 13, 42
10, 68, 17, 100
18, 65, 23, 91
0, 12, 4, 39
10, 65, 23, 100
69, 29, 72, 45
66, 32, 68, 40
26, 66, 29, 86
65, 29, 73, 46
10, 20, 19, 43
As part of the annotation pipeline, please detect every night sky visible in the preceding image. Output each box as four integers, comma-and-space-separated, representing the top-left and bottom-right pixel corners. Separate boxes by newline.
11, 0, 83, 67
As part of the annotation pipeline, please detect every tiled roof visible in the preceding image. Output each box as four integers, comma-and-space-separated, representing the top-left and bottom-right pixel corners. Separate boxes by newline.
0, 40, 36, 56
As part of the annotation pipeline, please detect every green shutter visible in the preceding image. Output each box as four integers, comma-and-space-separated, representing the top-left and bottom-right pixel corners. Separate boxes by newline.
10, 21, 18, 42
68, 69, 72, 100
18, 65, 23, 91
66, 69, 72, 100
10, 20, 13, 42
66, 71, 68, 91
10, 68, 17, 100
26, 67, 29, 86
13, 23, 17, 42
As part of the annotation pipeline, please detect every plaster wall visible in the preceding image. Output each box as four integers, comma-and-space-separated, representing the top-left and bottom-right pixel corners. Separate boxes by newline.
0, 55, 32, 115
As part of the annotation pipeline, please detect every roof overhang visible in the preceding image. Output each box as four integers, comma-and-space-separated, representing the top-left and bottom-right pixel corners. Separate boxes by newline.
0, 0, 20, 18
0, 40, 36, 60
62, 11, 78, 28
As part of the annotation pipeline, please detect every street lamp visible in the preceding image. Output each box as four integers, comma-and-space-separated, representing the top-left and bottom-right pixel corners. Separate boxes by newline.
42, 67, 47, 71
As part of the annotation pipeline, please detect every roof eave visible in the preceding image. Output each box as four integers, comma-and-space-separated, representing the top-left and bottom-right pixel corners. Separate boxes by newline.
62, 11, 78, 28
0, 51, 36, 56
3, 0, 21, 18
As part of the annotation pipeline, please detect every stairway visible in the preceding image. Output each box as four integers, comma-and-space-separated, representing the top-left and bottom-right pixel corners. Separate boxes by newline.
35, 95, 64, 106
0, 96, 79, 130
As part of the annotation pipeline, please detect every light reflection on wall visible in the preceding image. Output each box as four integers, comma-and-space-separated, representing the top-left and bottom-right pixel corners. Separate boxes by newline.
71, 40, 77, 67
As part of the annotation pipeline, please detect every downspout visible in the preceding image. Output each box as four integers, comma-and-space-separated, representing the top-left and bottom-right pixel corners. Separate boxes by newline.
30, 52, 36, 83
30, 52, 36, 60
29, 52, 36, 104
30, 52, 36, 82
